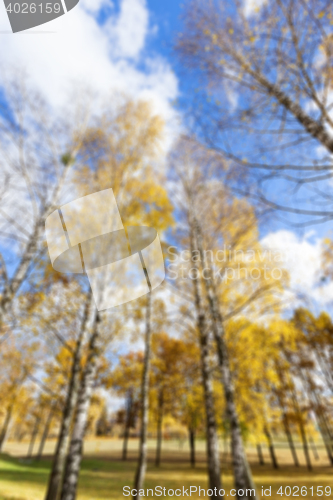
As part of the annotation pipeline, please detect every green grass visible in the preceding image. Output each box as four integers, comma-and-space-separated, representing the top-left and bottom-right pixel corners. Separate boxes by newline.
0, 441, 332, 500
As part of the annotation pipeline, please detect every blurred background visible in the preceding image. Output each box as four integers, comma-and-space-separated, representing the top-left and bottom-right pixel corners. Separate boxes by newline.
0, 1, 332, 499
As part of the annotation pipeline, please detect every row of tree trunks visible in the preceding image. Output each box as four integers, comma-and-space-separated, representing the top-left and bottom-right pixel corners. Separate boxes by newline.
188, 216, 222, 499
317, 418, 333, 465
44, 292, 94, 500
192, 215, 257, 500
257, 439, 320, 468
133, 293, 152, 500
60, 311, 101, 500
301, 371, 333, 466
257, 440, 320, 469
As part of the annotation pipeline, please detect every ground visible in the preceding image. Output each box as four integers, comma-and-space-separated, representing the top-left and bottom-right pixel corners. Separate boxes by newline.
0, 439, 332, 499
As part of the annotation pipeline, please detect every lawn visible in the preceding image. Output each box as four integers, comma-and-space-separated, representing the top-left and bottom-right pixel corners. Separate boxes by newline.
0, 439, 332, 500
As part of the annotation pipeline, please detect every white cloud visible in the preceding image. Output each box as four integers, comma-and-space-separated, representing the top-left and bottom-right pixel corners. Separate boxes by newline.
81, 0, 111, 14
243, 0, 267, 18
224, 81, 238, 111
261, 230, 333, 310
108, 0, 148, 59
0, 0, 178, 127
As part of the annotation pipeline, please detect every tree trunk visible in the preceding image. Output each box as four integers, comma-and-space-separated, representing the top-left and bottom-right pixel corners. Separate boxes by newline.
317, 419, 333, 466
290, 388, 312, 471
283, 417, 299, 467
123, 391, 133, 461
234, 50, 333, 154
59, 311, 101, 500
256, 444, 264, 466
189, 427, 196, 468
274, 362, 299, 467
301, 372, 333, 466
223, 431, 229, 465
317, 411, 333, 451
264, 427, 279, 469
317, 412, 333, 463
0, 404, 13, 452
37, 406, 55, 461
309, 437, 320, 461
0, 163, 70, 330
274, 371, 299, 468
188, 217, 222, 499
44, 293, 94, 500
155, 389, 164, 467
27, 414, 41, 458
299, 422, 312, 471
133, 293, 152, 500
193, 216, 256, 500
197, 316, 223, 498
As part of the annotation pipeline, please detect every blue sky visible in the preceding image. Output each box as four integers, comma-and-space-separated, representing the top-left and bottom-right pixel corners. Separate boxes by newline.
144, 0, 182, 54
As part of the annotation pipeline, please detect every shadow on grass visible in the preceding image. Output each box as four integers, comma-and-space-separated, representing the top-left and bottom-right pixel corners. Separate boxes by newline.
0, 451, 332, 500
0, 452, 138, 500
0, 452, 211, 500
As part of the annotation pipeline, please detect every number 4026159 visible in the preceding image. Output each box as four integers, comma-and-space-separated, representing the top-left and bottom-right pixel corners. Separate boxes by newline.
5, 3, 61, 14
277, 486, 332, 496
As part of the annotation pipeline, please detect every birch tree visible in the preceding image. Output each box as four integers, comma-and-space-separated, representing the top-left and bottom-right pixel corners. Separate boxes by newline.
132, 293, 153, 500
168, 137, 287, 499
44, 291, 95, 500
177, 167, 256, 500
55, 97, 172, 500
0, 76, 91, 337
176, 0, 333, 223
59, 309, 100, 500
